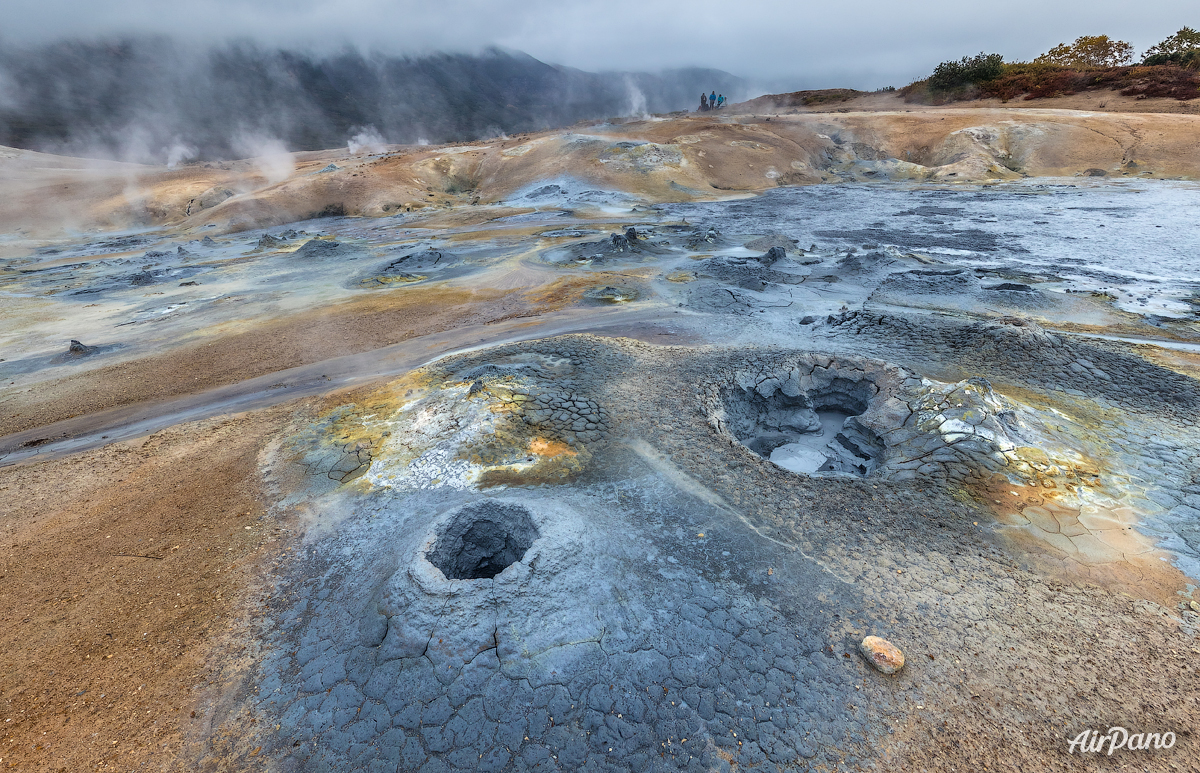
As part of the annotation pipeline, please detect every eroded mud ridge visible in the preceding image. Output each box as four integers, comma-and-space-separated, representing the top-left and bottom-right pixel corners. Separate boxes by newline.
184, 331, 1200, 771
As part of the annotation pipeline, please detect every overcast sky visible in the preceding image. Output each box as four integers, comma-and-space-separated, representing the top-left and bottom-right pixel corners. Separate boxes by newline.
3, 0, 1190, 88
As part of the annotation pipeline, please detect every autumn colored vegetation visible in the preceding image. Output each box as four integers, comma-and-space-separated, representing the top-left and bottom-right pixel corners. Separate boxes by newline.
901, 28, 1200, 104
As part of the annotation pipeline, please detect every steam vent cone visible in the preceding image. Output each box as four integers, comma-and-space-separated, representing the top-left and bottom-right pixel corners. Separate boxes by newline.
426, 502, 539, 580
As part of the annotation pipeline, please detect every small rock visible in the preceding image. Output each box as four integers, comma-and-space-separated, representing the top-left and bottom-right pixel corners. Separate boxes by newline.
68, 339, 95, 355
179, 281, 199, 286
860, 636, 905, 674
755, 246, 787, 267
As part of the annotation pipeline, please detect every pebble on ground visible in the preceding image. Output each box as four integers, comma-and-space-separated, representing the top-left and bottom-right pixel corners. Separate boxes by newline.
860, 636, 905, 674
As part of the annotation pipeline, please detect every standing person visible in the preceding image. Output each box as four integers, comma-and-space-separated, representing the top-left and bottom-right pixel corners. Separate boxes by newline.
699, 93, 708, 111
710, 91, 717, 107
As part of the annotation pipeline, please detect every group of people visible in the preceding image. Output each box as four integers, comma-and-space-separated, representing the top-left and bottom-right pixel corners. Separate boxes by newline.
698, 91, 725, 111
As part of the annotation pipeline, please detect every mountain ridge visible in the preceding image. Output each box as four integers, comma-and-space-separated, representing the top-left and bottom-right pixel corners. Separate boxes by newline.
0, 37, 745, 162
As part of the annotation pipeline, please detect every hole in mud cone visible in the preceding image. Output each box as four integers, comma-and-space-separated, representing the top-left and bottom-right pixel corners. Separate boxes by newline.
426, 502, 539, 580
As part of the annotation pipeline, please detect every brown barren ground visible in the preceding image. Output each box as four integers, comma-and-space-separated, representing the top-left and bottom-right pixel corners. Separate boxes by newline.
4, 96, 1200, 239
0, 285, 520, 439
0, 405, 297, 772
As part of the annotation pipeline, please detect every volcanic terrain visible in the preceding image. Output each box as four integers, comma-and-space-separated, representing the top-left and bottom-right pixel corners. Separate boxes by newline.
2, 95, 1199, 772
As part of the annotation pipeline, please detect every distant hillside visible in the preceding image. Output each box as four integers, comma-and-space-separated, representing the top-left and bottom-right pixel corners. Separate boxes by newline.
900, 62, 1200, 104
731, 89, 870, 112
898, 35, 1200, 105
0, 38, 745, 162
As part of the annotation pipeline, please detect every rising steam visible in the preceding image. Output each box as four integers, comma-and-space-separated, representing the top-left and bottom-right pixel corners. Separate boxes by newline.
347, 126, 388, 154
624, 75, 649, 120
233, 133, 295, 183
0, 37, 748, 163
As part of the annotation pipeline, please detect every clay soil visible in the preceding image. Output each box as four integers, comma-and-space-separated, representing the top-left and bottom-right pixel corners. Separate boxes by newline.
0, 404, 301, 772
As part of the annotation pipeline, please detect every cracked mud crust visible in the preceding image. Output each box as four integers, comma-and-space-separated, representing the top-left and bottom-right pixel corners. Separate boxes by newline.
170, 334, 1200, 772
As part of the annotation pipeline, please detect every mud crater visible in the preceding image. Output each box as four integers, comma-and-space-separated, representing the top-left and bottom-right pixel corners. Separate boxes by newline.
702, 354, 914, 479
426, 501, 539, 580
721, 379, 885, 475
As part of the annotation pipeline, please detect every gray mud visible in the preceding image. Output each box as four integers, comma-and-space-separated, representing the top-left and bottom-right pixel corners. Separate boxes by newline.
665, 181, 1200, 319
205, 332, 1200, 771
6, 179, 1200, 772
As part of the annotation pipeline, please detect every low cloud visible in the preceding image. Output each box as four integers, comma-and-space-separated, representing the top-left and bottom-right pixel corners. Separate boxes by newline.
3, 0, 1190, 85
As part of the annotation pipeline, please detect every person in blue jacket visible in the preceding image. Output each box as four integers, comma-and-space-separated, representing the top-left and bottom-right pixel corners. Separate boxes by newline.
710, 91, 717, 106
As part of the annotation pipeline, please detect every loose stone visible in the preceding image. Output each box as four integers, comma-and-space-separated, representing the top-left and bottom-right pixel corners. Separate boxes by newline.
860, 636, 905, 674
